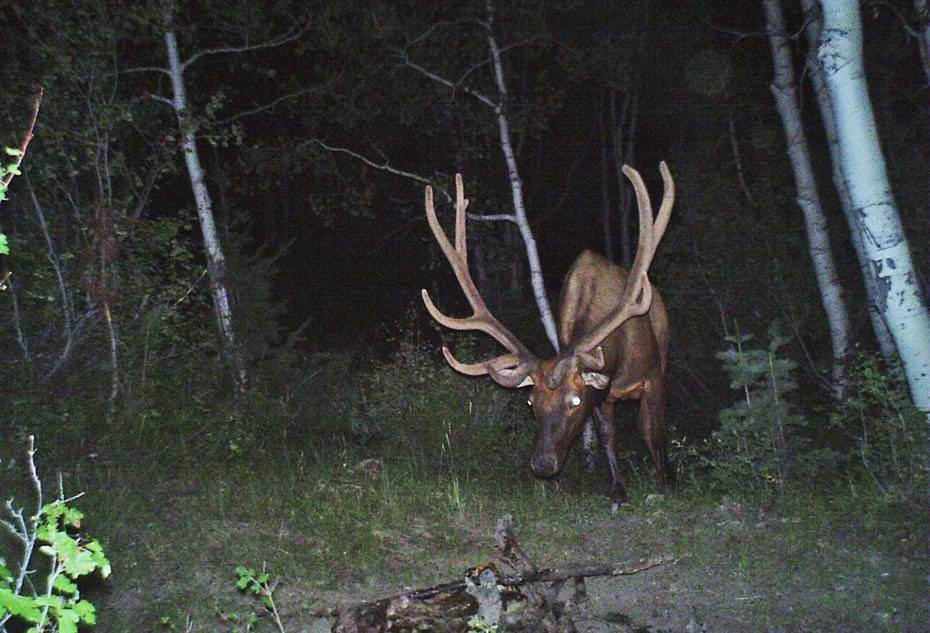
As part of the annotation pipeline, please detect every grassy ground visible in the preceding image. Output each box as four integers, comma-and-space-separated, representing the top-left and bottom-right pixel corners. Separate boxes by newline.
1, 343, 926, 632
3, 430, 924, 633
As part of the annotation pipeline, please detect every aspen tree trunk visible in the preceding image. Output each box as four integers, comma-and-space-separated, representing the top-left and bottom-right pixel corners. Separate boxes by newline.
763, 0, 852, 397
486, 1, 559, 352
800, 0, 899, 365
164, 25, 248, 398
818, 0, 930, 419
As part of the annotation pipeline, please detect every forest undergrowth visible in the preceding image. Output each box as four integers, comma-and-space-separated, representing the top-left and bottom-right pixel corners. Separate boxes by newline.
1, 331, 926, 632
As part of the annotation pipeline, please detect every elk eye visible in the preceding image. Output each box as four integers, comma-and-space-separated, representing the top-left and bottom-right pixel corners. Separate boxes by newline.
527, 398, 533, 406
569, 395, 582, 407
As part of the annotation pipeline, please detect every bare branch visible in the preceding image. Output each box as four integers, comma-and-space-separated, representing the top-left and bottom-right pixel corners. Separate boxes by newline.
393, 47, 498, 108
145, 92, 174, 108
468, 213, 517, 223
181, 23, 312, 72
454, 36, 542, 88
217, 86, 322, 125
305, 138, 435, 187
107, 66, 170, 77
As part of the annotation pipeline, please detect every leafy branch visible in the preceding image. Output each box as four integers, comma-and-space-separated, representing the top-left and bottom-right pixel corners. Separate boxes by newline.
0, 436, 110, 633
0, 87, 44, 256
234, 565, 285, 633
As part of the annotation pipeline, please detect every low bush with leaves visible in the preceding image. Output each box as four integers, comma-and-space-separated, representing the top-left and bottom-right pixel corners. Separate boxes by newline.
233, 565, 284, 633
0, 437, 110, 633
327, 321, 531, 477
831, 355, 928, 504
676, 324, 812, 496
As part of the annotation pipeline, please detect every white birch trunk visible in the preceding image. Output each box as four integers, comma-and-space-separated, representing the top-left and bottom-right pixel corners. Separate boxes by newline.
800, 0, 899, 365
763, 0, 852, 397
164, 28, 248, 397
818, 0, 930, 417
486, 11, 560, 353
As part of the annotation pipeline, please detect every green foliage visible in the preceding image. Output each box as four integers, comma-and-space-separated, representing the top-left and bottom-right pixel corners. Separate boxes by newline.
0, 440, 109, 633
234, 565, 284, 633
0, 145, 25, 255
680, 324, 811, 496
317, 316, 532, 478
467, 614, 499, 632
830, 356, 928, 504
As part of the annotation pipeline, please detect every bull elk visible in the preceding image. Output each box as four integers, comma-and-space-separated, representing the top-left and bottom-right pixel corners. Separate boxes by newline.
422, 163, 673, 512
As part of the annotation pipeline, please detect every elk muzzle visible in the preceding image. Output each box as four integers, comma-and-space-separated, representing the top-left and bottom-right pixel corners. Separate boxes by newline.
530, 448, 560, 478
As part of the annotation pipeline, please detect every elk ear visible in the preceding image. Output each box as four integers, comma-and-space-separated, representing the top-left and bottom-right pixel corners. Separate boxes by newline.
581, 371, 610, 390
577, 346, 605, 370
516, 375, 534, 388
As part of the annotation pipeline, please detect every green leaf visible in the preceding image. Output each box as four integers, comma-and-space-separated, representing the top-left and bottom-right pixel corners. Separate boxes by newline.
58, 615, 78, 633
33, 594, 63, 609
0, 233, 8, 255
73, 599, 96, 624
53, 574, 78, 594
3, 147, 23, 157
0, 587, 42, 622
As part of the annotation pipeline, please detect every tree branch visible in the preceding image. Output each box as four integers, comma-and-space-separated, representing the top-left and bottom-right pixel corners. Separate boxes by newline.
1, 87, 43, 192
304, 139, 514, 223
145, 93, 174, 108
107, 66, 170, 77
181, 23, 312, 72
305, 138, 436, 187
217, 86, 322, 125
393, 48, 499, 108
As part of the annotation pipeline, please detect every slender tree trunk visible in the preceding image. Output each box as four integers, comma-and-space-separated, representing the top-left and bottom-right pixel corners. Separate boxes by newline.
763, 0, 852, 397
486, 2, 559, 353
597, 103, 614, 261
727, 112, 752, 204
609, 88, 638, 268
164, 26, 248, 397
27, 180, 74, 343
800, 0, 899, 365
818, 0, 930, 419
102, 302, 119, 425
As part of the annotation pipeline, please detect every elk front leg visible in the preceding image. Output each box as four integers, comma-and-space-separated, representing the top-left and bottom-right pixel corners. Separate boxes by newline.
593, 400, 628, 512
582, 416, 599, 472
637, 381, 669, 492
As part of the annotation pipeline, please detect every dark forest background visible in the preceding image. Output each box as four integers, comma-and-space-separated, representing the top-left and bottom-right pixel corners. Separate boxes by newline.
0, 1, 927, 631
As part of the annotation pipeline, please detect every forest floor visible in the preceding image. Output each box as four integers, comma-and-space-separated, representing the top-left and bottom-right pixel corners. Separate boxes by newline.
3, 437, 924, 633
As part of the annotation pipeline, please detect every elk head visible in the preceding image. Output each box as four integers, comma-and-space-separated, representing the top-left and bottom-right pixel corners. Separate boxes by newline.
422, 164, 673, 479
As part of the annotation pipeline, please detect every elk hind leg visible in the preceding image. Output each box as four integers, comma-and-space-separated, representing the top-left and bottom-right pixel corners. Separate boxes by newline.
637, 382, 670, 492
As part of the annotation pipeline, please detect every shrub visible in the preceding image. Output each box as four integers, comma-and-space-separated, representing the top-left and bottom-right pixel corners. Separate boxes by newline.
831, 355, 928, 504
681, 324, 811, 496
0, 436, 110, 633
317, 317, 533, 478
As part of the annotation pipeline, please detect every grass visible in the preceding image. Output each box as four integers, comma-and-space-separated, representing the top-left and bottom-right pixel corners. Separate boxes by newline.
1, 344, 926, 632
3, 426, 925, 633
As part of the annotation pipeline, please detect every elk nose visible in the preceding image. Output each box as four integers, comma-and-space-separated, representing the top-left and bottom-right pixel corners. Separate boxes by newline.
531, 453, 559, 478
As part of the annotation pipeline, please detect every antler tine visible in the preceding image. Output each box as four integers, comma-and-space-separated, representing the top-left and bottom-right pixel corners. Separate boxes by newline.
622, 164, 657, 273
421, 174, 538, 383
454, 174, 467, 258
653, 161, 674, 247
577, 163, 673, 355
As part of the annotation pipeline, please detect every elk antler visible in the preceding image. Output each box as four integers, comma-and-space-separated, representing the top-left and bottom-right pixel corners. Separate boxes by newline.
422, 175, 539, 388
576, 162, 674, 360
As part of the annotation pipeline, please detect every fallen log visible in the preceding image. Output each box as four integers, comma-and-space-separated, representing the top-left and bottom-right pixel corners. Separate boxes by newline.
312, 515, 670, 633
